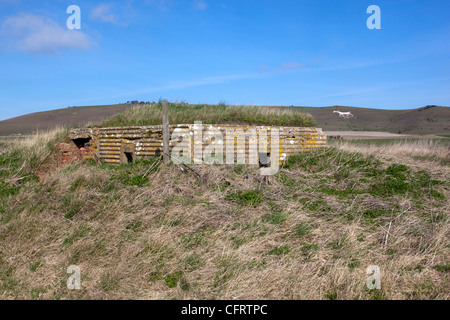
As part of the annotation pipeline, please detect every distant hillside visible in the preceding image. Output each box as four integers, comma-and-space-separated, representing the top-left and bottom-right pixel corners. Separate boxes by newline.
0, 104, 134, 136
0, 103, 448, 136
297, 105, 450, 135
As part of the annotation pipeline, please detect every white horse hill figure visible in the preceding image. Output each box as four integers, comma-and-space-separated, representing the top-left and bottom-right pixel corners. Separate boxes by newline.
333, 110, 354, 119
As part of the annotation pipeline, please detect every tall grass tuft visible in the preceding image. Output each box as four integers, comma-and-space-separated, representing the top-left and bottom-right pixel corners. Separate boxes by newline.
0, 127, 67, 196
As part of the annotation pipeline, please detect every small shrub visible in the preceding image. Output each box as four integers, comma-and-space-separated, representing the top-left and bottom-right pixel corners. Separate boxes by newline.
326, 291, 337, 300
180, 278, 190, 291
165, 271, 183, 288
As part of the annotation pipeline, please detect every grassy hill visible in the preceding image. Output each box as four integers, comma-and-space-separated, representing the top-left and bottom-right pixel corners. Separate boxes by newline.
1, 103, 449, 136
0, 104, 134, 136
0, 128, 448, 299
96, 102, 316, 128
296, 105, 450, 135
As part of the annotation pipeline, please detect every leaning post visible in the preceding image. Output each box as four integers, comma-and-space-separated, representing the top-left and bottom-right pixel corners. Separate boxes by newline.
162, 99, 170, 163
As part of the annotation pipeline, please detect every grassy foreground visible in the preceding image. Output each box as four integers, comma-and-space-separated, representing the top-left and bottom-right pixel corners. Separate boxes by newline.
97, 102, 317, 128
0, 130, 449, 300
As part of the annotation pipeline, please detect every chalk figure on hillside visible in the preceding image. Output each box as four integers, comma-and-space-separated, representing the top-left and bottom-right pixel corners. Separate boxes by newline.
333, 110, 354, 119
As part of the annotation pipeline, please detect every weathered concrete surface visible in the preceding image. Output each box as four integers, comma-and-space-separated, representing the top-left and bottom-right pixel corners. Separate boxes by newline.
69, 124, 327, 165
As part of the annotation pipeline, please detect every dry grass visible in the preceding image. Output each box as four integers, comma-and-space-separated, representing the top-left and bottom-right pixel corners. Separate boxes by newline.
0, 133, 449, 300
1, 128, 65, 154
0, 128, 67, 187
335, 139, 450, 160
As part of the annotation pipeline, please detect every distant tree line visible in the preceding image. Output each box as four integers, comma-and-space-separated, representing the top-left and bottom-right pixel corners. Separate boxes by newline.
126, 101, 155, 105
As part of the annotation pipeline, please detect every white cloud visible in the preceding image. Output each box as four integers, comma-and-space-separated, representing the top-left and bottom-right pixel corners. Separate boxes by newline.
90, 4, 118, 23
276, 62, 304, 72
193, 0, 208, 10
1, 13, 96, 54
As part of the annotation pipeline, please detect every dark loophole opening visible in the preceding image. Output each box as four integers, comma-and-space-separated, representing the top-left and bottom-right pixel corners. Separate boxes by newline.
72, 138, 91, 149
125, 152, 134, 163
259, 152, 271, 168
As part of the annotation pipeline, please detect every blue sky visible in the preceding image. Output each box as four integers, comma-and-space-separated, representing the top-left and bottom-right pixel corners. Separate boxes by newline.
0, 0, 449, 120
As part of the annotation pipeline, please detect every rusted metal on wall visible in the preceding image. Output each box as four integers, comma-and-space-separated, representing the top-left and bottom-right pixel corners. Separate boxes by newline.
68, 124, 327, 165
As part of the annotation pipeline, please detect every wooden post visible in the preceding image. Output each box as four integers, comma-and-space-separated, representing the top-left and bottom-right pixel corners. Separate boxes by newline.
162, 99, 169, 162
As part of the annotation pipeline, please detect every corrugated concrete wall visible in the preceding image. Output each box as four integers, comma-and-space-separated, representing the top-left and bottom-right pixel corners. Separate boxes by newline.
68, 124, 327, 165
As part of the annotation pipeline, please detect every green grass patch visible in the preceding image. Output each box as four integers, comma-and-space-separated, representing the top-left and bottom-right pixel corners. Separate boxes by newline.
125, 220, 142, 231
129, 175, 149, 187
295, 223, 312, 237
165, 271, 183, 288
64, 200, 82, 219
301, 243, 320, 258
185, 254, 202, 272
303, 199, 332, 213
329, 234, 349, 250
181, 229, 209, 249
100, 274, 120, 291
225, 190, 265, 207
29, 261, 42, 272
263, 211, 288, 225
326, 291, 337, 300
434, 264, 450, 272
62, 225, 91, 246
212, 257, 237, 288
268, 246, 291, 256
348, 260, 360, 272
69, 176, 88, 192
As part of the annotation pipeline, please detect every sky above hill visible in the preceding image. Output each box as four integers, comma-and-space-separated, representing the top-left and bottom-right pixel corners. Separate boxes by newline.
0, 0, 449, 120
